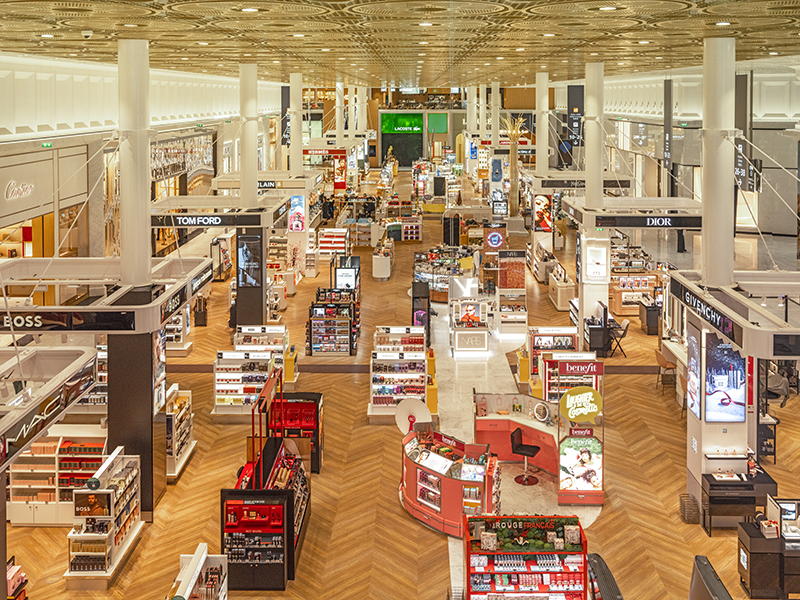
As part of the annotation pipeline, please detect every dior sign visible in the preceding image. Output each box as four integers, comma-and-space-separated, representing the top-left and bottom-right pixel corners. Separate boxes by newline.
5, 181, 34, 201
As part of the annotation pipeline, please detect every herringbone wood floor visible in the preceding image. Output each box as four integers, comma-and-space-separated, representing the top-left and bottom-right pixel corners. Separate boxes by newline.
8, 171, 797, 600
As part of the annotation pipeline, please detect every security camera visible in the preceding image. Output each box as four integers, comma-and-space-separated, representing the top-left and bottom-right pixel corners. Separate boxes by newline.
81, 30, 93, 39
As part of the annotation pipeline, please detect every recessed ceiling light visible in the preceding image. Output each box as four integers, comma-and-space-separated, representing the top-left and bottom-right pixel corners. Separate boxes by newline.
243, 53, 251, 56
418, 53, 426, 56
541, 65, 547, 68
617, 62, 624, 65
419, 41, 428, 45
590, 53, 599, 56
338, 57, 345, 60
242, 7, 258, 12
599, 6, 617, 10
41, 34, 53, 38
656, 56, 663, 59
639, 40, 649, 44
350, 63, 356, 66
562, 60, 568, 63
218, 63, 223, 66
124, 24, 137, 28
69, 53, 77, 56
497, 57, 504, 60
198, 42, 208, 45
516, 48, 525, 52
273, 60, 280, 64
322, 48, 330, 52
543, 33, 555, 37
770, 51, 779, 55
420, 22, 432, 26
293, 34, 304, 37
181, 57, 188, 61
418, 60, 424, 63
716, 21, 730, 26
484, 63, 490, 65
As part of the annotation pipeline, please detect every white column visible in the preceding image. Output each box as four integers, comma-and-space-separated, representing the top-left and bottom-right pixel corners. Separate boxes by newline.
348, 85, 356, 138
262, 116, 272, 171
536, 72, 549, 177
701, 38, 736, 288
118, 39, 151, 287
585, 62, 604, 210
387, 86, 393, 106
290, 72, 303, 178
358, 86, 368, 132
467, 86, 477, 132
491, 81, 500, 146
239, 64, 258, 208
479, 84, 487, 138
335, 81, 344, 146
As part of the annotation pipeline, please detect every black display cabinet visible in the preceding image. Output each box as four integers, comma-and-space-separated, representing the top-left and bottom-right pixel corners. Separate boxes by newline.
412, 281, 431, 347
443, 215, 460, 246
269, 392, 324, 474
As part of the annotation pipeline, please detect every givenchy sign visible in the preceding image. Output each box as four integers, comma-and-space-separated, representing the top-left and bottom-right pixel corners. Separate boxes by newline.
670, 279, 742, 345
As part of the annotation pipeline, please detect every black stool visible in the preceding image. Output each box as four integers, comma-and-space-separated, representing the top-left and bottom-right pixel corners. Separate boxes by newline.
511, 427, 541, 486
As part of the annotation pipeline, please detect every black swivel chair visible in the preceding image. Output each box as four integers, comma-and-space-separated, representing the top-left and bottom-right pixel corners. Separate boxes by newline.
510, 428, 541, 486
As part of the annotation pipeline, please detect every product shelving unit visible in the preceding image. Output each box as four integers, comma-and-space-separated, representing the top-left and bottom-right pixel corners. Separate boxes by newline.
304, 244, 320, 278
165, 543, 227, 600
532, 242, 557, 284
269, 392, 324, 474
8, 424, 107, 526
74, 344, 107, 413
305, 303, 356, 355
539, 351, 599, 405
165, 384, 196, 482
234, 325, 289, 373
528, 327, 579, 379
165, 305, 193, 357
609, 274, 657, 317
211, 232, 235, 282
6, 556, 27, 600
549, 263, 577, 312
372, 235, 395, 281
213, 352, 279, 416
318, 228, 350, 256
222, 438, 310, 591
267, 235, 288, 269
464, 515, 588, 600
64, 447, 143, 591
569, 299, 579, 327
368, 326, 430, 424
496, 251, 527, 337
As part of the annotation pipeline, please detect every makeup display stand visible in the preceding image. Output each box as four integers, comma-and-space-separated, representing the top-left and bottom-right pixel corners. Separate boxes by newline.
539, 352, 599, 404
234, 325, 289, 374
464, 515, 588, 600
8, 424, 107, 526
221, 439, 310, 591
269, 392, 324, 474
305, 289, 359, 356
527, 327, 579, 382
64, 447, 143, 591
213, 356, 280, 419
165, 305, 193, 357
401, 425, 498, 538
165, 385, 196, 482
165, 543, 227, 600
73, 344, 108, 414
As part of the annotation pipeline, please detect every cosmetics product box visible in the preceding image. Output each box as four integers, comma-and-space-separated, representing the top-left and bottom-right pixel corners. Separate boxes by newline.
547, 531, 558, 543
554, 537, 565, 550
564, 525, 581, 544
480, 531, 497, 551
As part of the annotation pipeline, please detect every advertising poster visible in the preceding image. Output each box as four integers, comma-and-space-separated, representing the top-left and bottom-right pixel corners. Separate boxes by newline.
686, 322, 702, 420
459, 302, 482, 323
335, 268, 357, 290
559, 436, 603, 492
74, 491, 111, 517
237, 235, 262, 288
534, 194, 553, 233
334, 158, 347, 190
704, 331, 746, 422
289, 194, 305, 232
491, 158, 503, 183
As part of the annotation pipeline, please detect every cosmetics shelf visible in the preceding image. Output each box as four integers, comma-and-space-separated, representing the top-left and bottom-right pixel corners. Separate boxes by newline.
234, 325, 289, 373
165, 306, 193, 358
166, 385, 196, 482
212, 351, 277, 416
165, 543, 227, 600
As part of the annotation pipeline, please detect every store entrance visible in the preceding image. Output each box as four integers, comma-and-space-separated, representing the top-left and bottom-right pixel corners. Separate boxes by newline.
381, 133, 423, 167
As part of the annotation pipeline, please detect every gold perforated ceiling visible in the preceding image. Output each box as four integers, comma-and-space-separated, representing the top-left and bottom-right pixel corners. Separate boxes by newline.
3, 1, 800, 86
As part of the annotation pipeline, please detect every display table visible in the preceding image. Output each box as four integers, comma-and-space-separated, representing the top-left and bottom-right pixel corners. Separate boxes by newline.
473, 412, 558, 476
372, 237, 394, 281
638, 299, 660, 335
701, 471, 777, 536
400, 426, 498, 538
549, 271, 576, 311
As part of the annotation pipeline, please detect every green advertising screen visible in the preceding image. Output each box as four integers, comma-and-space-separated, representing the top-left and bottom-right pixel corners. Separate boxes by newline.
381, 113, 423, 134
427, 113, 448, 134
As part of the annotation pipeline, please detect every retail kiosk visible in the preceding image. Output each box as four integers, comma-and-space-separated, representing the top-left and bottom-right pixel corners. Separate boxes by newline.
400, 424, 498, 538
413, 246, 475, 303
449, 277, 490, 356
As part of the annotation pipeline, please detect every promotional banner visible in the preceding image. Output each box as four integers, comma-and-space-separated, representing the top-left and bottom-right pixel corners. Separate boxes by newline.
686, 322, 702, 420
334, 158, 347, 190
237, 235, 262, 288
381, 113, 424, 134
534, 194, 553, 232
559, 436, 603, 492
704, 331, 746, 422
559, 386, 603, 424
289, 194, 305, 232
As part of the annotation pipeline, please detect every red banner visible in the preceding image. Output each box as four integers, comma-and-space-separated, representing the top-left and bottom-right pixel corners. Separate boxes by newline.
558, 361, 604, 376
303, 148, 347, 156
570, 428, 593, 437
434, 431, 465, 452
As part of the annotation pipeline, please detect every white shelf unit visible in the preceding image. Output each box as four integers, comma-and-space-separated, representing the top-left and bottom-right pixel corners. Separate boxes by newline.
234, 325, 289, 373
319, 228, 350, 256
347, 220, 372, 247
305, 246, 320, 278
73, 345, 107, 414
496, 290, 528, 335
64, 447, 143, 591
165, 305, 193, 357
368, 326, 428, 421
212, 350, 275, 415
167, 543, 227, 600
267, 235, 288, 268
8, 425, 107, 527
165, 385, 196, 482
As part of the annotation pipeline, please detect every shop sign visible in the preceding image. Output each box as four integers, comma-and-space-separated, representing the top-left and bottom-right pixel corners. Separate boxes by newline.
434, 431, 465, 452
374, 352, 400, 360
499, 250, 526, 259
161, 286, 187, 323
258, 180, 277, 190
151, 214, 262, 228
477, 169, 489, 179
5, 181, 34, 201
191, 264, 214, 295
670, 279, 742, 346
240, 326, 284, 334
570, 428, 593, 437
0, 311, 135, 332
303, 148, 347, 156
455, 331, 488, 351
594, 215, 701, 229
217, 351, 270, 360
558, 361, 604, 376
543, 180, 631, 190
559, 386, 603, 423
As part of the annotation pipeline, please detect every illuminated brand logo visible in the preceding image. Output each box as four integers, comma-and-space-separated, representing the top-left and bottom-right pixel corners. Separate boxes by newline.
559, 362, 603, 376
647, 217, 672, 227
174, 216, 222, 227
164, 294, 182, 316
486, 232, 504, 248
4, 393, 64, 460
683, 291, 731, 336
3, 315, 43, 329
191, 266, 213, 294
5, 181, 34, 201
258, 180, 277, 189
559, 386, 603, 422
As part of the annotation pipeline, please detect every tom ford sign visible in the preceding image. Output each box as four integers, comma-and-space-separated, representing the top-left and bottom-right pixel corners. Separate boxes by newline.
151, 214, 262, 228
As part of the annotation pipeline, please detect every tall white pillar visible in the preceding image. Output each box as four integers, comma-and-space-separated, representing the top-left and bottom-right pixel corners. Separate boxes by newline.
387, 86, 393, 106
118, 39, 151, 287
467, 86, 477, 132
239, 64, 258, 208
702, 38, 736, 288
491, 81, 500, 146
348, 85, 356, 138
290, 72, 303, 178
584, 62, 604, 210
262, 116, 272, 171
358, 87, 368, 132
479, 84, 487, 138
335, 81, 344, 146
536, 72, 549, 177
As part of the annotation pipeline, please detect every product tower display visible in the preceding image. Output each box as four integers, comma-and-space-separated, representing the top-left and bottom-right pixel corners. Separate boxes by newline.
401, 425, 499, 538
213, 357, 280, 416
527, 328, 580, 381
64, 447, 142, 590
164, 385, 196, 482
269, 391, 324, 474
464, 515, 588, 600
221, 438, 310, 591
305, 288, 360, 355
165, 542, 227, 600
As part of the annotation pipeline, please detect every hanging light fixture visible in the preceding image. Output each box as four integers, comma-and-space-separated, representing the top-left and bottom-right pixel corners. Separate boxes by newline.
779, 295, 786, 307
761, 296, 767, 306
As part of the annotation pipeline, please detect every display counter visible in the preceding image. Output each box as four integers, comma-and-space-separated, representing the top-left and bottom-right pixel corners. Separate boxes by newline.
638, 297, 660, 335
474, 409, 558, 475
372, 235, 394, 281
549, 268, 576, 312
450, 299, 490, 354
701, 470, 777, 536
413, 246, 475, 303
400, 426, 498, 538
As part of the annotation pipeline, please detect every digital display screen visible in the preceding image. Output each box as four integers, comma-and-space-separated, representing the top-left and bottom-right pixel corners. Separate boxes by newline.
686, 322, 702, 420
237, 235, 262, 288
381, 113, 423, 134
534, 194, 553, 232
704, 331, 746, 423
780, 502, 797, 521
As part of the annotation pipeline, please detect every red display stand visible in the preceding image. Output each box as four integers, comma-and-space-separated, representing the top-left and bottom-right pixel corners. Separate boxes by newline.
540, 351, 599, 404
400, 425, 499, 538
464, 515, 588, 600
528, 327, 579, 378
268, 391, 323, 474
